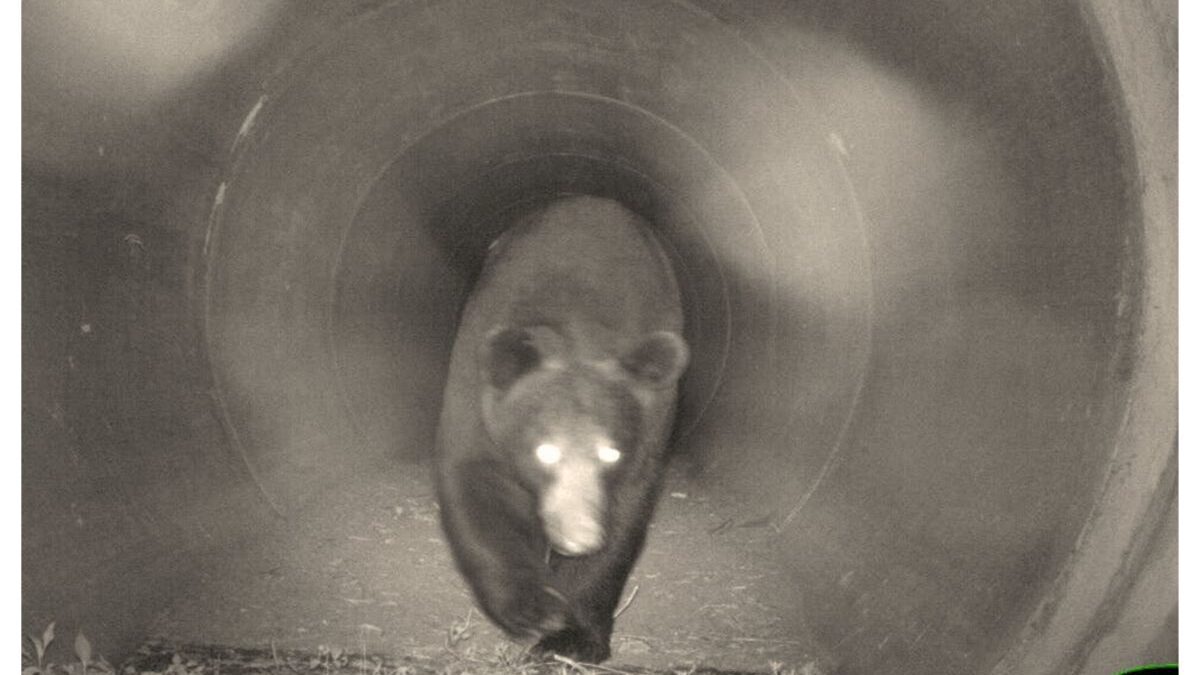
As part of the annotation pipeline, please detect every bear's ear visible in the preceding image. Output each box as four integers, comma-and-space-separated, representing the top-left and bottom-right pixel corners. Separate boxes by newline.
480, 326, 541, 390
620, 331, 689, 389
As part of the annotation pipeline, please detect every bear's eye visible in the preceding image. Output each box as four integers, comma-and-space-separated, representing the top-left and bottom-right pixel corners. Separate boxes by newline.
596, 445, 622, 464
535, 443, 563, 465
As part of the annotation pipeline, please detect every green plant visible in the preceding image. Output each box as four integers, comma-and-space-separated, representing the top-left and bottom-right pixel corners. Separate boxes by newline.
22, 623, 115, 675
21, 621, 55, 675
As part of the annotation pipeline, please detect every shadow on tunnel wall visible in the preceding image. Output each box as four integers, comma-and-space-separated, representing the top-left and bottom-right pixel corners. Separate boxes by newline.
22, 1, 1175, 673
22, 0, 324, 656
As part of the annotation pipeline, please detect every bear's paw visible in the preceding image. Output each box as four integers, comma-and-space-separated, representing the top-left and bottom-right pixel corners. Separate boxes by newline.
492, 582, 570, 640
532, 624, 611, 664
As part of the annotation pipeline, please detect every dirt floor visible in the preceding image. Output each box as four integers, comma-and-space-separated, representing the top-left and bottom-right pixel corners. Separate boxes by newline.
148, 460, 829, 674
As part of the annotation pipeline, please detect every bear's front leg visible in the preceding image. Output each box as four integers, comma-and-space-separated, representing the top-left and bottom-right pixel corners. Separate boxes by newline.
532, 472, 666, 663
531, 590, 617, 663
530, 550, 627, 663
435, 457, 569, 640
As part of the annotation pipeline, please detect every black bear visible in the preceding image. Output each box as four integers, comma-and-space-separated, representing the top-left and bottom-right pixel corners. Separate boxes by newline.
434, 195, 689, 662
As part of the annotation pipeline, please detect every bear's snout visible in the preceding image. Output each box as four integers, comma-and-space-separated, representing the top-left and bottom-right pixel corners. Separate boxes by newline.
547, 512, 604, 556
541, 466, 606, 556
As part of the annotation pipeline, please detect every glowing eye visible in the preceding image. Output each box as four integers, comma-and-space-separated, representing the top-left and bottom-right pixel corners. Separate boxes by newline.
596, 445, 622, 464
535, 443, 562, 465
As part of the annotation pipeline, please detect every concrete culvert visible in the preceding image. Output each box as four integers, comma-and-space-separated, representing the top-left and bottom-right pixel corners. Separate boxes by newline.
22, 1, 1175, 674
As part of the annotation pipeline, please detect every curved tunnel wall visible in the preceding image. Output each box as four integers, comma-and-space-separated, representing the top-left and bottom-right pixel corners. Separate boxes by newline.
21, 1, 1176, 673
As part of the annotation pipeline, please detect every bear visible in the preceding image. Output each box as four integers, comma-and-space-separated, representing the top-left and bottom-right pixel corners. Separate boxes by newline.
433, 195, 690, 662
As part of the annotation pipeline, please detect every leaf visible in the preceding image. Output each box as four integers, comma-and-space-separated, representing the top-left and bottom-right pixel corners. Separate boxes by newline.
22, 667, 42, 675
43, 622, 57, 651
74, 632, 92, 664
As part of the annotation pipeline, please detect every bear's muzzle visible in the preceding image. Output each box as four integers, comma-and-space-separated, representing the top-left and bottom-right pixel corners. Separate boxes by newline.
540, 464, 605, 556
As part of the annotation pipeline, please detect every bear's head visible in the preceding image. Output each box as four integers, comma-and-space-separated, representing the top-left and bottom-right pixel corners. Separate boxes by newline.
478, 325, 689, 556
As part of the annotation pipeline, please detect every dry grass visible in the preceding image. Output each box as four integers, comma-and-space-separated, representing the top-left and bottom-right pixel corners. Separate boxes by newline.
25, 614, 823, 675
112, 637, 821, 675
118, 639, 653, 675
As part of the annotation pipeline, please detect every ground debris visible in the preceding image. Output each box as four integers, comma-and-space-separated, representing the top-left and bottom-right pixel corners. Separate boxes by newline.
120, 641, 776, 675
122, 640, 440, 675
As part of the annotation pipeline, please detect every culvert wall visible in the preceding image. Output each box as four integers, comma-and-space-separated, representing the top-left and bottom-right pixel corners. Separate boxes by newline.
21, 1, 1176, 673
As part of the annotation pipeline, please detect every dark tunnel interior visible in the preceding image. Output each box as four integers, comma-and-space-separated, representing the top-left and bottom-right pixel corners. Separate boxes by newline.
21, 1, 1176, 673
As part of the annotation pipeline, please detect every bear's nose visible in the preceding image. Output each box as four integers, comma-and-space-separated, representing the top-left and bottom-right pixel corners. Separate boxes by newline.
549, 515, 604, 556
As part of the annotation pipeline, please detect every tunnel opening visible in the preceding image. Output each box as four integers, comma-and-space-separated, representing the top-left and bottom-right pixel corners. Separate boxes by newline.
21, 0, 1175, 673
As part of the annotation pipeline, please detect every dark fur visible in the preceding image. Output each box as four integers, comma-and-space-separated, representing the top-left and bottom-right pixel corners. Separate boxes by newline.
434, 196, 688, 662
